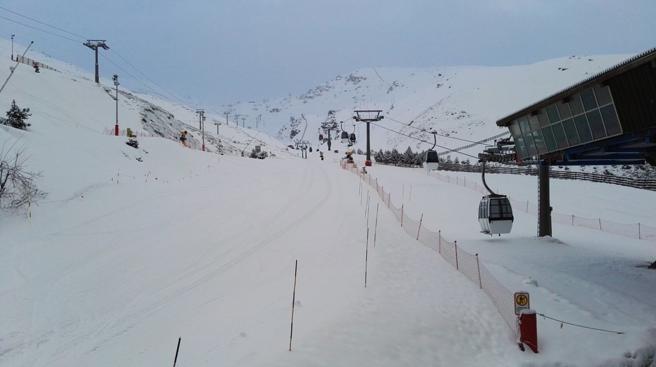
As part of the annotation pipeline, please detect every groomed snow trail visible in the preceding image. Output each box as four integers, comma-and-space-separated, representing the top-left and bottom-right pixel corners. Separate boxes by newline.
1, 152, 522, 366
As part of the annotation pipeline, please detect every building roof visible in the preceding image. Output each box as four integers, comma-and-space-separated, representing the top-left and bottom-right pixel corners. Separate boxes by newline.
497, 47, 656, 127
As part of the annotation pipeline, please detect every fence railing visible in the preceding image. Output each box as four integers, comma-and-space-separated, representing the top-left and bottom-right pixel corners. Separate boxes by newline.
12, 54, 59, 72
342, 162, 519, 332
429, 171, 656, 241
437, 162, 656, 191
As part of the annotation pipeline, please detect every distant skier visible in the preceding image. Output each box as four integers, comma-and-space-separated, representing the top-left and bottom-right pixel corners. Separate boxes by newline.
343, 148, 354, 164
319, 151, 324, 161
180, 130, 188, 147
32, 62, 40, 73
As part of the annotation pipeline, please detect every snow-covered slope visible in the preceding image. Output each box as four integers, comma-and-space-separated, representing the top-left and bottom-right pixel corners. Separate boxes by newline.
0, 38, 289, 159
2, 36, 655, 367
225, 55, 628, 154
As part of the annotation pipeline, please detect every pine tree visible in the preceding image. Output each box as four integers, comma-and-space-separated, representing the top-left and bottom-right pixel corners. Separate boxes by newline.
4, 100, 31, 130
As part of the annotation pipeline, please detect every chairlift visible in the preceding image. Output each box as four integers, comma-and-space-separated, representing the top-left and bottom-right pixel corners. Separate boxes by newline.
349, 124, 357, 144
478, 162, 513, 235
339, 121, 349, 144
425, 130, 439, 171
340, 130, 349, 143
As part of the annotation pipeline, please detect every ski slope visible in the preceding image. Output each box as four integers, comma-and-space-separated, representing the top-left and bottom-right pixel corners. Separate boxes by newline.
1, 36, 656, 366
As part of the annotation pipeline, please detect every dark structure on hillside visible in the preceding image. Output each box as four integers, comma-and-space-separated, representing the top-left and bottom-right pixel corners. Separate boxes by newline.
496, 48, 656, 237
498, 48, 656, 166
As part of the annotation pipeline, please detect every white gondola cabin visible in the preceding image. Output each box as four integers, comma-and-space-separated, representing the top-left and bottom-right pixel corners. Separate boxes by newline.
478, 195, 514, 235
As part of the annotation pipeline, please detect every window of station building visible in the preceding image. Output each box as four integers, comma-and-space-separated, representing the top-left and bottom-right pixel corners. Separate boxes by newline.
573, 115, 593, 143
511, 123, 528, 158
600, 104, 622, 136
551, 122, 569, 149
537, 110, 550, 127
557, 101, 572, 119
594, 85, 613, 106
542, 126, 557, 151
532, 130, 548, 154
519, 117, 531, 134
586, 109, 606, 139
523, 130, 537, 156
561, 118, 580, 146
529, 115, 541, 131
581, 88, 597, 111
569, 94, 585, 115
546, 105, 560, 123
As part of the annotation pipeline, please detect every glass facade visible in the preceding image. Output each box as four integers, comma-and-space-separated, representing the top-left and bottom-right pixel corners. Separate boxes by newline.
508, 84, 622, 160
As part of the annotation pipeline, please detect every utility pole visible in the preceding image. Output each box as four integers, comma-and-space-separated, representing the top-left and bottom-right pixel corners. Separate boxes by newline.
354, 110, 384, 166
196, 109, 206, 151
83, 40, 109, 83
224, 111, 230, 126
113, 74, 119, 136
234, 114, 240, 128
10, 34, 15, 61
214, 122, 221, 135
241, 117, 246, 128
1, 41, 34, 96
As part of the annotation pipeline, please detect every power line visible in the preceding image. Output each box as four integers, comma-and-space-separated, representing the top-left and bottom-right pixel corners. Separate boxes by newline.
369, 121, 479, 159
436, 131, 510, 157
109, 48, 188, 105
0, 14, 81, 43
0, 5, 87, 40
0, 6, 187, 105
385, 116, 486, 146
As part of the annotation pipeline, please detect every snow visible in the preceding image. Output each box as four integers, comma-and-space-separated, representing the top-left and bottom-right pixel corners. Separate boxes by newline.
362, 162, 656, 366
1, 36, 655, 367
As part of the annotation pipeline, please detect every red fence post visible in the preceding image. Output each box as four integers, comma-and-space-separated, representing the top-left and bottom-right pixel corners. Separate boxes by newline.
518, 311, 538, 353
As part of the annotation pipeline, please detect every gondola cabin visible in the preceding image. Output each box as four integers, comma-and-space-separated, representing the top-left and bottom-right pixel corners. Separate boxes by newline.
425, 150, 439, 170
478, 195, 514, 235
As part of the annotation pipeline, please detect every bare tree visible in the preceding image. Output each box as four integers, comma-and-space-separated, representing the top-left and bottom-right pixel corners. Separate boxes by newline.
0, 142, 44, 210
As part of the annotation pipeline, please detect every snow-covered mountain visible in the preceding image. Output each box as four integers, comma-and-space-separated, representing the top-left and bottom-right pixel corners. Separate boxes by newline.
225, 55, 628, 155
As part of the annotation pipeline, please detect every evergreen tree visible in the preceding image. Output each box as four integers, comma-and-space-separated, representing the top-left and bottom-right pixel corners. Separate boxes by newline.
402, 146, 414, 165
390, 149, 402, 165
4, 100, 31, 130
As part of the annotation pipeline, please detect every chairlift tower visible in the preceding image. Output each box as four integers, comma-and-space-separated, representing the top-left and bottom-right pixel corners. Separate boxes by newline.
83, 40, 109, 84
353, 110, 384, 166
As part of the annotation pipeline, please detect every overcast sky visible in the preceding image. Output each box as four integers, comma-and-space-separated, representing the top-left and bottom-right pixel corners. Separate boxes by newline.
1, 0, 654, 107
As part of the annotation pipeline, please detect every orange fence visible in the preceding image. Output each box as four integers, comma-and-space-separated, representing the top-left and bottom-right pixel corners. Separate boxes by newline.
343, 164, 519, 331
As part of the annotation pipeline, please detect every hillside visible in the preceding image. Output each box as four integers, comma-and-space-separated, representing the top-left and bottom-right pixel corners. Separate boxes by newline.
225, 55, 629, 155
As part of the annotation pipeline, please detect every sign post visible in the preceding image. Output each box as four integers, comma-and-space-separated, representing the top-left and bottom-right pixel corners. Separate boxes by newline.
514, 291, 538, 353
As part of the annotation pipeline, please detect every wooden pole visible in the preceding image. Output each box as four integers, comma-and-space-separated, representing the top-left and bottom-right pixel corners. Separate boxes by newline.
365, 227, 370, 288
172, 337, 181, 367
416, 213, 423, 241
401, 204, 404, 228
638, 222, 641, 240
438, 229, 441, 254
374, 203, 379, 248
475, 253, 482, 289
289, 260, 298, 351
454, 240, 459, 270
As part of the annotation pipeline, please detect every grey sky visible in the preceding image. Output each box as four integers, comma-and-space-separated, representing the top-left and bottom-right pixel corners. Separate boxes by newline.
1, 0, 654, 107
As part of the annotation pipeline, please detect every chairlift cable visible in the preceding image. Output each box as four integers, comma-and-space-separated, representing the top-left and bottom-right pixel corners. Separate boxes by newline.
369, 122, 478, 159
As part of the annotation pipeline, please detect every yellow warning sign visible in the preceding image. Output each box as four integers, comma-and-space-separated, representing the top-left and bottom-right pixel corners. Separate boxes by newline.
514, 292, 530, 315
